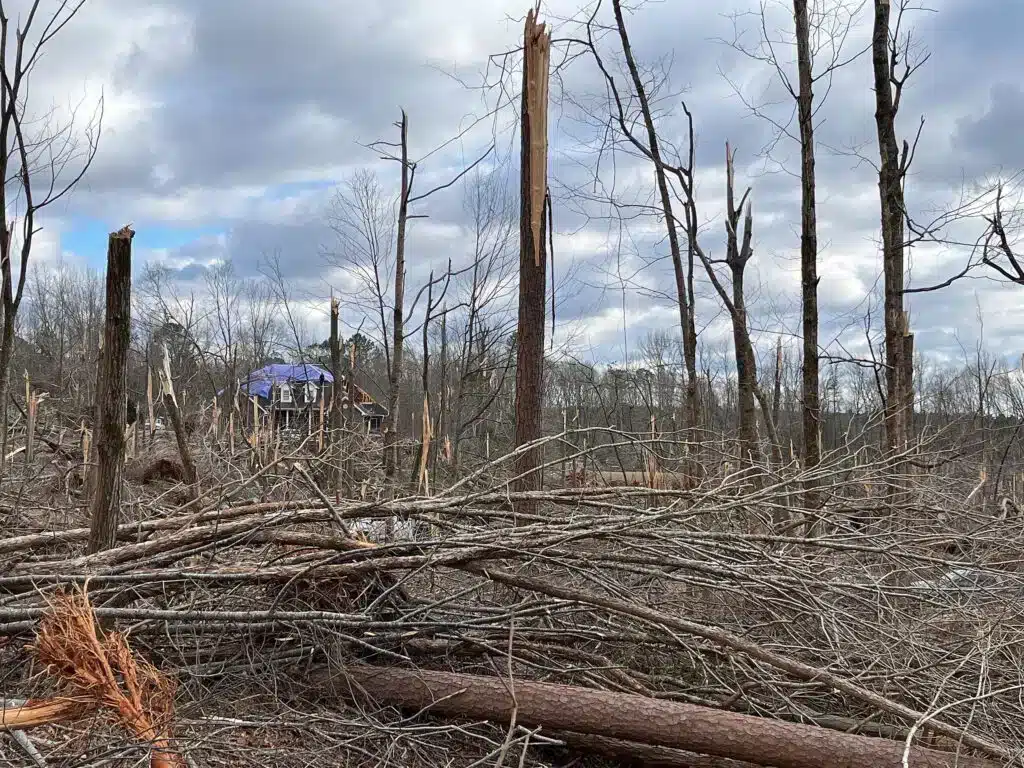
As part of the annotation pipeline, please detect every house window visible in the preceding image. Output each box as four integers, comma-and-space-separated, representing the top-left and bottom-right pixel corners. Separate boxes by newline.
305, 382, 318, 403
278, 384, 293, 404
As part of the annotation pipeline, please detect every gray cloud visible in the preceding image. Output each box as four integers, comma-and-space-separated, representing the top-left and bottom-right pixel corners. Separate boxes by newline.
22, 0, 1024, 369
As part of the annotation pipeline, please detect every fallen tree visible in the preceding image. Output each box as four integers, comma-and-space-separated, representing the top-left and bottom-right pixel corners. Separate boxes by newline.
330, 665, 994, 768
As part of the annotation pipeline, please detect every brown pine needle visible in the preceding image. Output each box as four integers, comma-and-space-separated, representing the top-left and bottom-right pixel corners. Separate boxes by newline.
29, 585, 184, 768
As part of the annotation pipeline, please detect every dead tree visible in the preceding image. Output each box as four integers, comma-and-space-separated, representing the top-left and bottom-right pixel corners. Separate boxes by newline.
331, 119, 492, 489
330, 665, 996, 768
872, 0, 915, 453
605, 0, 699, 435
512, 7, 550, 509
86, 227, 134, 554
794, 0, 821, 482
383, 110, 411, 484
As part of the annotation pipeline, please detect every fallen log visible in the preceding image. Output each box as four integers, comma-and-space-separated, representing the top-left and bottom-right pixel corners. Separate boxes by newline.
328, 665, 995, 768
0, 698, 95, 731
551, 731, 760, 768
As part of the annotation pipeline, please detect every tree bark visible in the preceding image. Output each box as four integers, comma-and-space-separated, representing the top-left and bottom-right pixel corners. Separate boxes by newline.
794, 0, 821, 489
329, 297, 343, 495
87, 227, 134, 554
871, 0, 907, 454
724, 147, 762, 465
512, 9, 551, 511
328, 665, 994, 768
384, 110, 410, 486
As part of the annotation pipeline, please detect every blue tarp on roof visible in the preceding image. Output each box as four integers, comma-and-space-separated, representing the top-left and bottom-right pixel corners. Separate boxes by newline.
240, 363, 334, 400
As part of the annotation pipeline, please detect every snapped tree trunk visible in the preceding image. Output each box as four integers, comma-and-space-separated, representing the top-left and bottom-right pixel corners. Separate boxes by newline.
512, 8, 551, 511
87, 227, 134, 554
794, 0, 821, 489
724, 148, 762, 465
327, 665, 994, 768
871, 0, 907, 454
158, 345, 199, 498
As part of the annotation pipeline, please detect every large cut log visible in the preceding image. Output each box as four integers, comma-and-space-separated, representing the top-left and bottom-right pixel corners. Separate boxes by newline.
327, 665, 995, 768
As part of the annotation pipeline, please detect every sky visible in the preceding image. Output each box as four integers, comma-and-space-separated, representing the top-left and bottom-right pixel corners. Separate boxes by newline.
15, 0, 1024, 370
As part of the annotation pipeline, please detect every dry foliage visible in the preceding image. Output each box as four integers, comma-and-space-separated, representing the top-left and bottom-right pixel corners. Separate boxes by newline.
30, 586, 183, 768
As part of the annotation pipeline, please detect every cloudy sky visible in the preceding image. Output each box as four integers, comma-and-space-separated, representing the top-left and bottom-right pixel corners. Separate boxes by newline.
16, 0, 1024, 369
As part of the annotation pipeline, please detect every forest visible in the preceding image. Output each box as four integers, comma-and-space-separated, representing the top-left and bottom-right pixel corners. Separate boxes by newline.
1, 1, 1023, 767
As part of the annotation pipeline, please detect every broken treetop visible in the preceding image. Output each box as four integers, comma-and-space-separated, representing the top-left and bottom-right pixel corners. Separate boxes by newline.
240, 364, 335, 399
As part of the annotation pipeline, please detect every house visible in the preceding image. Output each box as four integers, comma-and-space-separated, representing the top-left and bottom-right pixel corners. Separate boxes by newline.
351, 385, 388, 434
238, 363, 388, 434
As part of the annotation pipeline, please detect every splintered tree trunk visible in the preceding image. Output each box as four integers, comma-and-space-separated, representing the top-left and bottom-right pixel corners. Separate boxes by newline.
872, 0, 907, 454
330, 666, 994, 768
902, 312, 914, 438
87, 227, 134, 554
159, 345, 199, 498
512, 8, 551, 511
384, 111, 410, 486
794, 0, 821, 489
724, 148, 760, 466
329, 297, 343, 495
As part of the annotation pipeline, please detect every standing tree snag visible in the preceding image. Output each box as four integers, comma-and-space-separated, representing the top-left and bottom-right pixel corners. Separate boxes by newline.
872, 0, 908, 453
794, 0, 821, 490
158, 343, 199, 498
724, 145, 761, 464
384, 110, 411, 484
0, 1, 102, 482
329, 296, 344, 495
512, 6, 550, 508
86, 227, 134, 554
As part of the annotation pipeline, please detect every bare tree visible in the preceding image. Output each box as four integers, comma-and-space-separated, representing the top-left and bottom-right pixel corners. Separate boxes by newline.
872, 0, 924, 453
0, 0, 102, 476
582, 0, 700, 439
794, 0, 822, 482
327, 114, 492, 487
450, 166, 517, 471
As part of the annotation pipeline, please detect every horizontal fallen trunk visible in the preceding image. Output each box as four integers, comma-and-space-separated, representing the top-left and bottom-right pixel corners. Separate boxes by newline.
0, 698, 95, 731
328, 665, 994, 768
551, 730, 760, 768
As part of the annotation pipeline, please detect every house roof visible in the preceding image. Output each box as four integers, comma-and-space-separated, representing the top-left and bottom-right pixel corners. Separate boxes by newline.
355, 401, 389, 418
240, 363, 334, 400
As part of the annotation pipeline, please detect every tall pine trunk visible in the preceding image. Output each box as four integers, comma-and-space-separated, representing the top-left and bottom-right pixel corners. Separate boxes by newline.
384, 111, 410, 485
794, 0, 821, 494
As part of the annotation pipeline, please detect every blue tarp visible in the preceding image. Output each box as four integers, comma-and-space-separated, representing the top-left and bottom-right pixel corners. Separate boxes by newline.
239, 363, 334, 400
